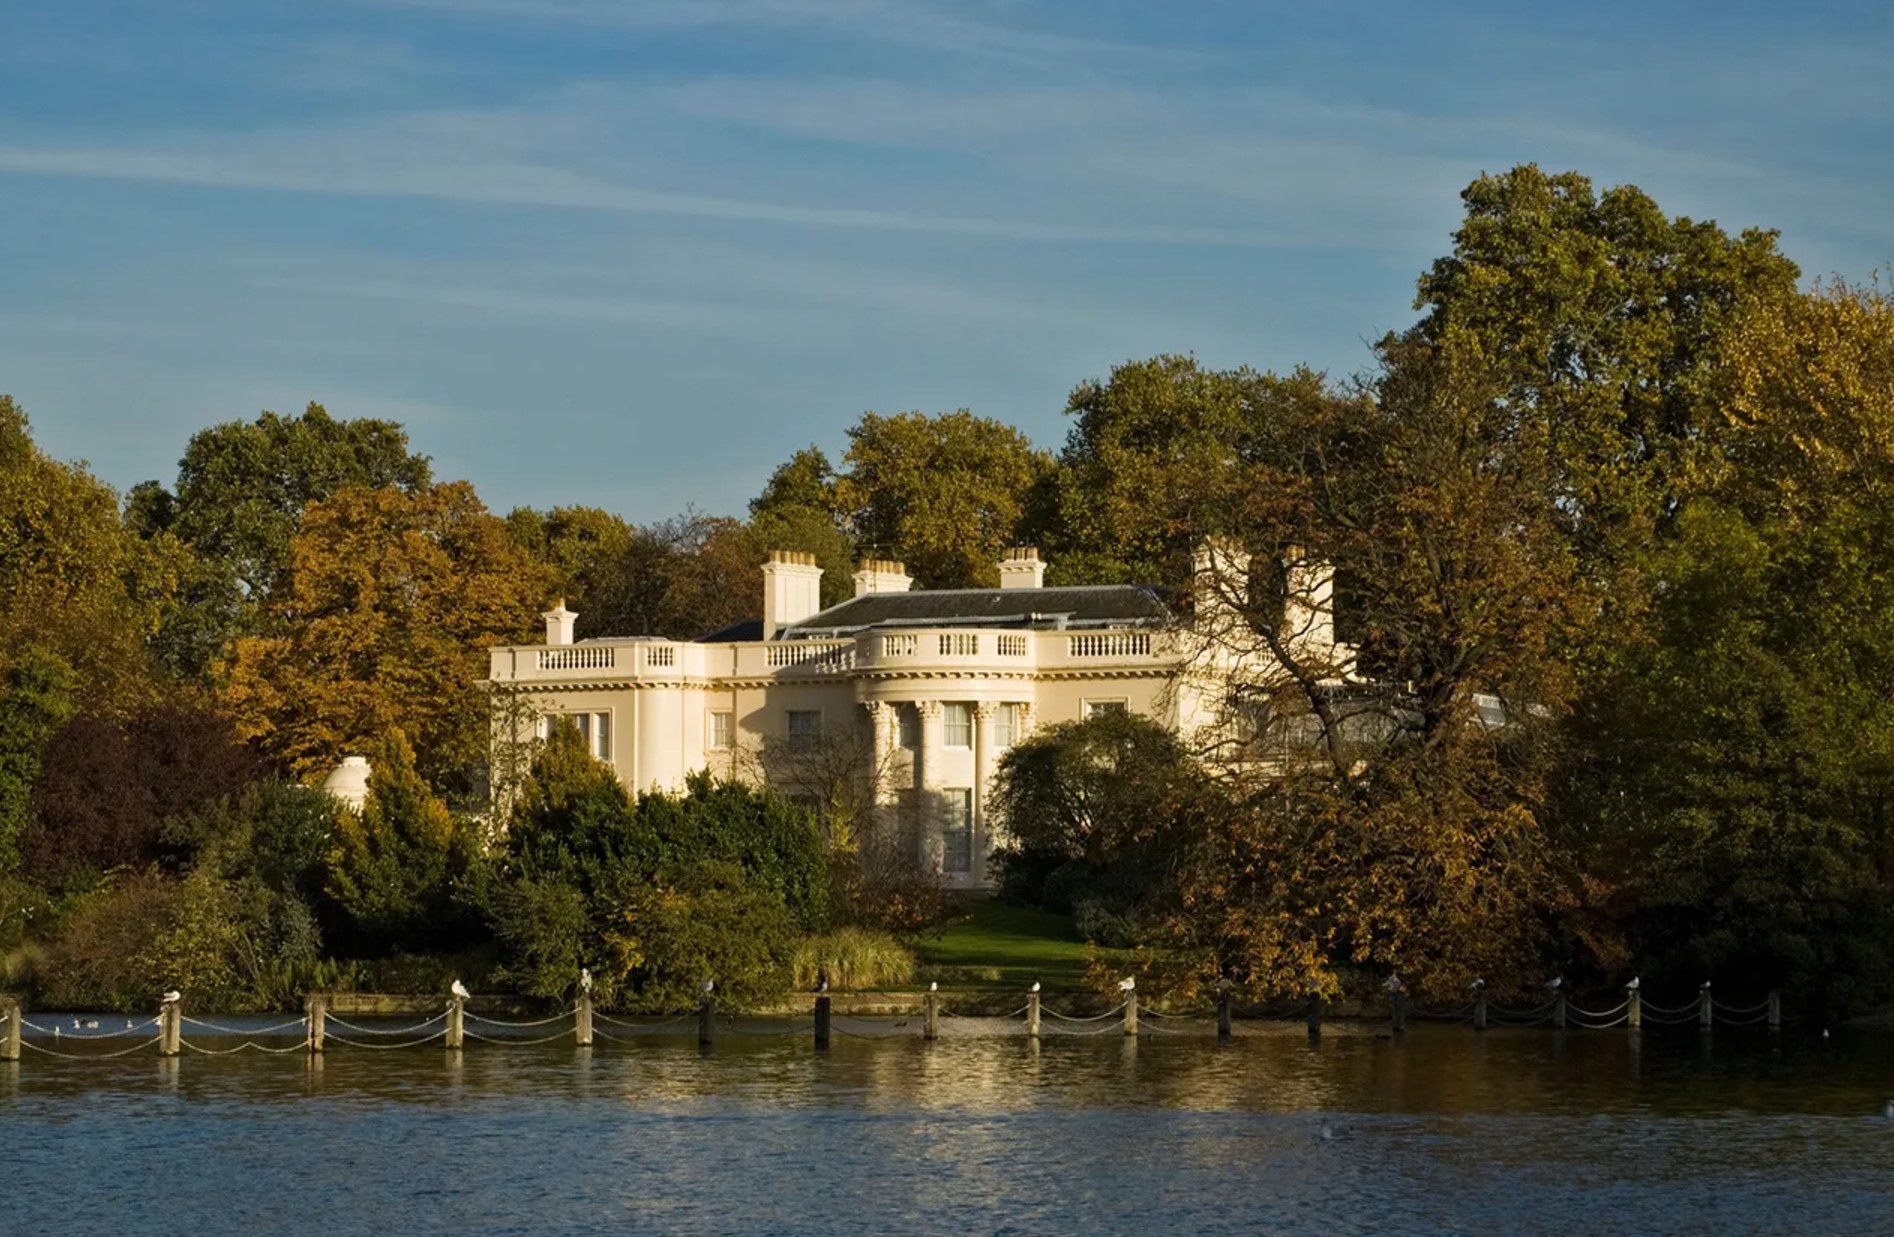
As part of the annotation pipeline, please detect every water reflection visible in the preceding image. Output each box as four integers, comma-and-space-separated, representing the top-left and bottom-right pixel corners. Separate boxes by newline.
6, 1023, 1894, 1234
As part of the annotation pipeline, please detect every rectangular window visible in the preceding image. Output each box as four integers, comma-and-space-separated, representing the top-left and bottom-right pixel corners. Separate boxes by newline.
942, 788, 973, 874
943, 702, 973, 747
1084, 699, 1128, 719
992, 703, 1015, 748
897, 703, 920, 750
787, 710, 822, 749
708, 711, 733, 750
544, 711, 612, 762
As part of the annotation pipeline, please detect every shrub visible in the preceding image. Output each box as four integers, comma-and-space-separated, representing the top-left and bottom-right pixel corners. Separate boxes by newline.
792, 928, 915, 991
605, 862, 797, 1011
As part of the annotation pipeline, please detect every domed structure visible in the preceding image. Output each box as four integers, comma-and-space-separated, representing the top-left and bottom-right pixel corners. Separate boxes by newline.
321, 755, 372, 811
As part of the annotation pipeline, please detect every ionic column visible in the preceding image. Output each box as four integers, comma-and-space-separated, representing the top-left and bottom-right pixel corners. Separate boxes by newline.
916, 700, 943, 871
972, 702, 998, 867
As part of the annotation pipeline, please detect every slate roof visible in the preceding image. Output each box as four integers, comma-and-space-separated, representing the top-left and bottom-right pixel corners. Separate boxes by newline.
779, 585, 1172, 638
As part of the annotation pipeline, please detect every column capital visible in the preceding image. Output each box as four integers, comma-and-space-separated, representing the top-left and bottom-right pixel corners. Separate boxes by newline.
916, 699, 943, 719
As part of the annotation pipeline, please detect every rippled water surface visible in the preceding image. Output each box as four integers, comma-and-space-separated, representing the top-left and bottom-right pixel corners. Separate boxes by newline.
7, 1018, 1894, 1235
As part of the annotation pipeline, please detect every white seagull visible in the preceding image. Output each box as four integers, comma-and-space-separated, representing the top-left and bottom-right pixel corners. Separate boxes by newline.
1029, 981, 1041, 994
1625, 976, 1641, 991
450, 979, 471, 1000
929, 981, 938, 992
1469, 978, 1486, 991
815, 976, 829, 994
1118, 976, 1136, 993
702, 979, 716, 996
1545, 977, 1563, 992
579, 967, 593, 995
162, 989, 181, 1005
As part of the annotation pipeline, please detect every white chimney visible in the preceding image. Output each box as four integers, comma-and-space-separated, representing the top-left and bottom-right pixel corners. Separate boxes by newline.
762, 550, 824, 639
998, 546, 1046, 589
543, 599, 577, 646
852, 557, 913, 598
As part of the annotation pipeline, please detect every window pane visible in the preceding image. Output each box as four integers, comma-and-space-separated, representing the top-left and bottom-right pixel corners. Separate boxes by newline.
1085, 700, 1128, 718
943, 702, 972, 747
788, 710, 821, 748
710, 711, 732, 749
898, 704, 919, 750
942, 788, 972, 873
993, 704, 1015, 748
593, 712, 611, 761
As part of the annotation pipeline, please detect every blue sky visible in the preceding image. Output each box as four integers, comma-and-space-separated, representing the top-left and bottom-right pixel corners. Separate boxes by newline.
4, 1, 1890, 521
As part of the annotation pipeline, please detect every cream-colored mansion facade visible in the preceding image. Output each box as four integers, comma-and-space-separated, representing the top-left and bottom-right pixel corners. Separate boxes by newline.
485, 546, 1340, 889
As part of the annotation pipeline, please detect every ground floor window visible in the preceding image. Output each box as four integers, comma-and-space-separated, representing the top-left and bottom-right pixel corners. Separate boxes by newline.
709, 710, 733, 750
787, 709, 822, 749
942, 788, 973, 874
542, 710, 612, 762
1083, 698, 1128, 719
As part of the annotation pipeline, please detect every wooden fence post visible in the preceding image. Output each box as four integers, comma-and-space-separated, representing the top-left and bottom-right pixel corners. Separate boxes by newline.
1552, 990, 1566, 1031
1124, 990, 1139, 1037
305, 994, 326, 1054
446, 995, 465, 1050
1472, 981, 1488, 1031
698, 995, 715, 1047
1767, 990, 1781, 1032
813, 995, 831, 1049
159, 997, 181, 1057
1391, 989, 1408, 1034
1, 996, 19, 1062
575, 991, 593, 1048
1698, 981, 1713, 1030
1626, 981, 1641, 1031
1217, 984, 1233, 1041
923, 990, 939, 1041
1026, 990, 1041, 1039
1307, 994, 1324, 1038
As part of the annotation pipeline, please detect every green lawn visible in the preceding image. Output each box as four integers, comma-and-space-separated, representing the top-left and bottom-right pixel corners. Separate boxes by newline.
912, 899, 1091, 991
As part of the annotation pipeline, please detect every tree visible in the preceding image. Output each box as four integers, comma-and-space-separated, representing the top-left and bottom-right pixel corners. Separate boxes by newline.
1406, 163, 1799, 598
0, 648, 76, 874
21, 700, 261, 886
135, 403, 433, 681
1044, 357, 1318, 586
834, 411, 1050, 588
0, 396, 168, 712
326, 732, 475, 952
219, 481, 552, 793
1560, 283, 1894, 1014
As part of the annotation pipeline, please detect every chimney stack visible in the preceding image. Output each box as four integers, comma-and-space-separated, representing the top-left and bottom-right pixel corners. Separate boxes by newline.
998, 546, 1046, 589
762, 550, 824, 639
544, 599, 577, 646
852, 558, 913, 598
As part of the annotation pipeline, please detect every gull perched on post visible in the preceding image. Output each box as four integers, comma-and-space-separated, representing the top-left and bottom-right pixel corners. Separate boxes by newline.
1469, 978, 1485, 991
1118, 976, 1136, 993
450, 979, 471, 1000
702, 979, 715, 996
579, 967, 593, 995
1545, 977, 1563, 992
1029, 981, 1041, 994
162, 989, 181, 1005
1625, 976, 1641, 991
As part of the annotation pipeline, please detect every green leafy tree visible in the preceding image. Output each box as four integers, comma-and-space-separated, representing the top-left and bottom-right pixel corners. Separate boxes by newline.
0, 648, 76, 873
605, 861, 799, 1011
325, 733, 475, 952
132, 403, 432, 680
0, 397, 168, 712
834, 411, 1050, 588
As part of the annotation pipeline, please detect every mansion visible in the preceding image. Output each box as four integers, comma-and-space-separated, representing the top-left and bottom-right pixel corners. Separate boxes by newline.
483, 546, 1345, 888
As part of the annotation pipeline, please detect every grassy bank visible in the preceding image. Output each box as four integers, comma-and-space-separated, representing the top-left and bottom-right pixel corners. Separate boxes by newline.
912, 899, 1089, 991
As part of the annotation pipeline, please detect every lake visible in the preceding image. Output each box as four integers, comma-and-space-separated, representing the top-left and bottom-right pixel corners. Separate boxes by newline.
5, 1014, 1893, 1235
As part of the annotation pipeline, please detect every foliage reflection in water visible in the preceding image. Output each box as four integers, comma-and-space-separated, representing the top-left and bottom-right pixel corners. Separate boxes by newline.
7, 1023, 1894, 1235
